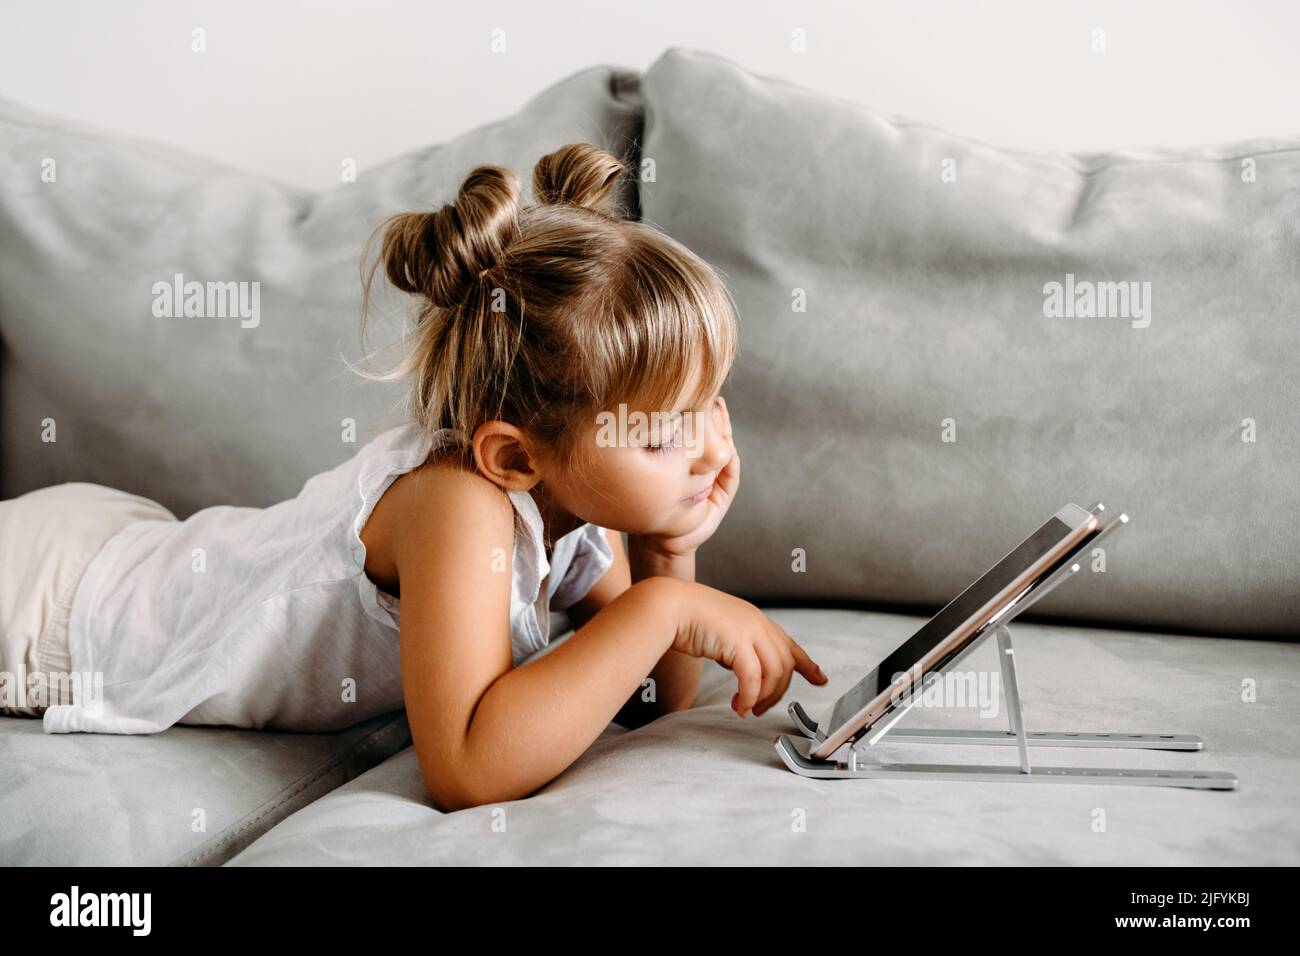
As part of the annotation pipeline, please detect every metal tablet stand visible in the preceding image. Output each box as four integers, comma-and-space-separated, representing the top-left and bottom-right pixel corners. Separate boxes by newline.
774, 512, 1239, 791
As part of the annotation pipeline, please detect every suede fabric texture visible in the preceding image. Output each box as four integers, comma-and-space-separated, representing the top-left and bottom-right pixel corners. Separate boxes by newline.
225, 608, 1297, 866
0, 711, 411, 866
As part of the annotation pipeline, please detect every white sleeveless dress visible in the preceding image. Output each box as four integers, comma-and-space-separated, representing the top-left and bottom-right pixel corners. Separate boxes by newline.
41, 423, 614, 735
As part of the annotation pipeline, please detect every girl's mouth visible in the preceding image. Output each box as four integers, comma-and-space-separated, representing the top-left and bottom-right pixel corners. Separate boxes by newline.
684, 485, 711, 504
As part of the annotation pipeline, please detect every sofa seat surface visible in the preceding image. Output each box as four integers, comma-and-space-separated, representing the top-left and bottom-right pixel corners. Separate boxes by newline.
0, 710, 411, 866
225, 607, 1299, 866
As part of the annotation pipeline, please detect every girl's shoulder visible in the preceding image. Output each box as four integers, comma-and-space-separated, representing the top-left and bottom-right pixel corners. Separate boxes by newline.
358, 444, 514, 597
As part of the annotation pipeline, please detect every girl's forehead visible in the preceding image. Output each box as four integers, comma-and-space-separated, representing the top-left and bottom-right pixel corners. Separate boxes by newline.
589, 350, 727, 421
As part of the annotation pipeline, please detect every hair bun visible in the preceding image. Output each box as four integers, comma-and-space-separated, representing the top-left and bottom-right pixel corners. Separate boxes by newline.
532, 143, 626, 217
380, 165, 522, 309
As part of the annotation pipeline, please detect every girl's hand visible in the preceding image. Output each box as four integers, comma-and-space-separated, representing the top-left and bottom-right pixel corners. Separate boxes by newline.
661, 578, 828, 717
641, 397, 740, 559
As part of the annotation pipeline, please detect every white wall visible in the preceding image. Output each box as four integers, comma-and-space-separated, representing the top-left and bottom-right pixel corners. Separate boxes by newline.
3, 0, 1296, 190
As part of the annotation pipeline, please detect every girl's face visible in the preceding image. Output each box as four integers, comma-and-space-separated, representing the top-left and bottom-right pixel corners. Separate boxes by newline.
538, 365, 734, 538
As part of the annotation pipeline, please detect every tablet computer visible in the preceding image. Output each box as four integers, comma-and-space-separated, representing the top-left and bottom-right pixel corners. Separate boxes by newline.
808, 502, 1103, 760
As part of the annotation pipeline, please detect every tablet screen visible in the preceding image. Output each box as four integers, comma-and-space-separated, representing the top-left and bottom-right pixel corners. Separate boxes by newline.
823, 513, 1075, 739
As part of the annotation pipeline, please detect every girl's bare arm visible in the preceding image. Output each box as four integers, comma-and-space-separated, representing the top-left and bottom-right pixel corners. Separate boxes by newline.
567, 528, 704, 727
391, 466, 680, 811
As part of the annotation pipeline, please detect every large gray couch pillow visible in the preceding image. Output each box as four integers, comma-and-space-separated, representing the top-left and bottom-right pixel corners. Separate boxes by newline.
0, 67, 642, 516
639, 48, 1298, 638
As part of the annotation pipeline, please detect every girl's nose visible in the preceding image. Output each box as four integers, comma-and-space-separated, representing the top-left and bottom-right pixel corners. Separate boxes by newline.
699, 408, 731, 470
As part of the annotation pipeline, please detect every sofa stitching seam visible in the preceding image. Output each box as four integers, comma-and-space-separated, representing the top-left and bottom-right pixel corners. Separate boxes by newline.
170, 714, 411, 867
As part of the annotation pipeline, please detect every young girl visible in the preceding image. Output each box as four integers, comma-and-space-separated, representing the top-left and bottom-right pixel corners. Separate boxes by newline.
0, 142, 826, 810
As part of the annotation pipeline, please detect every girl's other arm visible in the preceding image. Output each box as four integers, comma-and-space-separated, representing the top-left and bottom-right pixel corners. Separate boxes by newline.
566, 529, 704, 727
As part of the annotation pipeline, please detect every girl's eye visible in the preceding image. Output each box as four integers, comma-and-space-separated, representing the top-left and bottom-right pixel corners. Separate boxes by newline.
647, 440, 676, 455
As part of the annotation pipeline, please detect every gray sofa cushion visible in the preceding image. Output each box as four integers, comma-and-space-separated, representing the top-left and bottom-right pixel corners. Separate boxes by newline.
638, 48, 1299, 638
0, 66, 642, 517
0, 710, 410, 866
224, 608, 1297, 865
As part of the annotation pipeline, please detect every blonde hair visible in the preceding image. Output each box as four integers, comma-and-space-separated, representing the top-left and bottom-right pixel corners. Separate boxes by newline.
355, 143, 739, 489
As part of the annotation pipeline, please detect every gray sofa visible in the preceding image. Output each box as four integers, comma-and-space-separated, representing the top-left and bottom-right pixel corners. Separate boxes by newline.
2, 47, 1297, 866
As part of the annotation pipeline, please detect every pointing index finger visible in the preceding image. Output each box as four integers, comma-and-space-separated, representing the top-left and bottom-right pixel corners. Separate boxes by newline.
786, 635, 828, 685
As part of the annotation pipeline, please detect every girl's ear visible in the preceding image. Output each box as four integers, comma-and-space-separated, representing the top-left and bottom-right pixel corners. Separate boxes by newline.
470, 422, 542, 492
